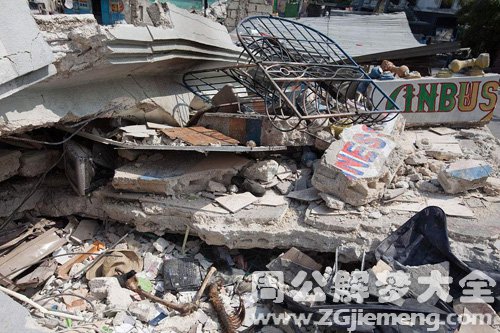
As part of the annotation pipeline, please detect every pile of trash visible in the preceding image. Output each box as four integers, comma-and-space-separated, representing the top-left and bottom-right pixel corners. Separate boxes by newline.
1, 208, 499, 332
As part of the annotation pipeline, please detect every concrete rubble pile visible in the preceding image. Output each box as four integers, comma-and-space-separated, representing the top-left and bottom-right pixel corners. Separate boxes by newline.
0, 3, 499, 333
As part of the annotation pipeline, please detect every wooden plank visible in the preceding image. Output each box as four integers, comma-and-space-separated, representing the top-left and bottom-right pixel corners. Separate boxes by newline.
161, 127, 239, 146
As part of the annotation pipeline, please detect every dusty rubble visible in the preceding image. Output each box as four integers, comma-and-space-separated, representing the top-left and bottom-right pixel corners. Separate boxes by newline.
0, 3, 499, 333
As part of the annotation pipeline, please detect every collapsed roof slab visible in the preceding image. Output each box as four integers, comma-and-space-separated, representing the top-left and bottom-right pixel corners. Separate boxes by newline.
0, 5, 241, 136
2, 175, 497, 271
297, 12, 423, 59
0, 0, 55, 100
0, 75, 193, 135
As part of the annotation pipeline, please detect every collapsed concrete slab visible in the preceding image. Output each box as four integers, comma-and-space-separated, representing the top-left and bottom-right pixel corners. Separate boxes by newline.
0, 172, 497, 269
112, 153, 250, 195
312, 124, 405, 206
0, 1, 55, 100
438, 159, 493, 194
0, 5, 243, 136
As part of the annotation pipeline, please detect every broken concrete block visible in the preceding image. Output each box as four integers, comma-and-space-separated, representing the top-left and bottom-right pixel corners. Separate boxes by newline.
88, 277, 121, 300
428, 160, 445, 173
260, 119, 315, 146
314, 130, 335, 151
206, 181, 226, 193
266, 247, 321, 284
319, 192, 345, 210
483, 177, 500, 196
287, 187, 320, 202
112, 153, 249, 195
215, 192, 258, 213
107, 286, 134, 312
0, 150, 21, 182
243, 160, 279, 182
294, 168, 311, 191
274, 181, 293, 195
0, 291, 53, 333
128, 300, 160, 322
460, 128, 494, 140
404, 261, 450, 306
18, 150, 61, 177
416, 180, 441, 193
438, 159, 493, 194
383, 187, 406, 200
405, 154, 427, 166
312, 124, 404, 206
426, 144, 463, 161
153, 237, 171, 253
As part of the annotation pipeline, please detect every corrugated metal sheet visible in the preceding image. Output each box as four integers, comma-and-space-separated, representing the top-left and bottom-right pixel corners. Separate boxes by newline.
296, 12, 423, 58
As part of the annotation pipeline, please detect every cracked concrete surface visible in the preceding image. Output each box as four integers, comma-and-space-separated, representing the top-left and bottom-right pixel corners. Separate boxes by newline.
0, 0, 54, 99
0, 174, 497, 273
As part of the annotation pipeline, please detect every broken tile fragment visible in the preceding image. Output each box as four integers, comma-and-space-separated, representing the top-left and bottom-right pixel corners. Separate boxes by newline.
215, 192, 257, 213
243, 160, 279, 182
319, 192, 345, 210
287, 187, 320, 202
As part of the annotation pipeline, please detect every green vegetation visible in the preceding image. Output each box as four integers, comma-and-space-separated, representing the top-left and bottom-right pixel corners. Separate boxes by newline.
457, 0, 500, 62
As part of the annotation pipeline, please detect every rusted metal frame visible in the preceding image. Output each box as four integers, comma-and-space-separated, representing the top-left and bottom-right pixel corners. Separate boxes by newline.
236, 16, 401, 113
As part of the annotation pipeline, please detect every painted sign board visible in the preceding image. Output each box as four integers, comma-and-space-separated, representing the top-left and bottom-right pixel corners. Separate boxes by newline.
333, 124, 396, 180
372, 73, 499, 127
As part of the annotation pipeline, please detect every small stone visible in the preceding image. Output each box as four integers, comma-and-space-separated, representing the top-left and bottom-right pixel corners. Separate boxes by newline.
88, 277, 121, 300
405, 154, 427, 166
113, 311, 132, 327
418, 167, 434, 177
68, 263, 85, 278
408, 173, 422, 182
153, 237, 170, 253
319, 192, 345, 210
243, 160, 279, 182
438, 159, 493, 194
416, 180, 441, 193
380, 207, 391, 215
383, 188, 406, 200
227, 184, 238, 193
274, 181, 293, 195
314, 130, 335, 151
368, 211, 382, 219
356, 206, 365, 212
493, 240, 500, 251
128, 300, 160, 322
107, 287, 133, 312
207, 181, 226, 193
483, 177, 500, 196
242, 179, 266, 197
395, 181, 409, 189
428, 160, 445, 173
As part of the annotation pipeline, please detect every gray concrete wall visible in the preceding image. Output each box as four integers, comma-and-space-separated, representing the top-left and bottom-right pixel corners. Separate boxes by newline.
225, 0, 273, 31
